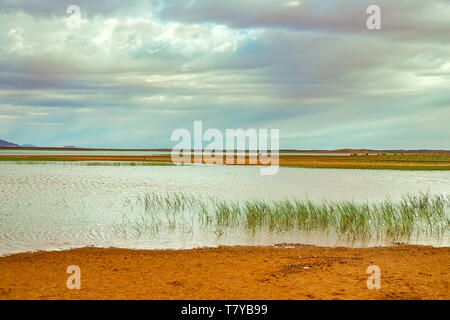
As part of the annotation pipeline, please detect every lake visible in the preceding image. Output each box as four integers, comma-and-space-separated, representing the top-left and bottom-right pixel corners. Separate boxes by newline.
0, 149, 351, 156
0, 162, 449, 256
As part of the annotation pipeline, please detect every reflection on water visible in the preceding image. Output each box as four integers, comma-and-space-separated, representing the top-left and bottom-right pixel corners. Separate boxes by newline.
0, 162, 449, 256
0, 149, 168, 156
0, 149, 351, 156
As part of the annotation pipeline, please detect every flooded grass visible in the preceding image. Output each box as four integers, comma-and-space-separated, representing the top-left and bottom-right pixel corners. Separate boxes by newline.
82, 161, 175, 166
284, 163, 450, 170
0, 160, 175, 166
116, 192, 449, 242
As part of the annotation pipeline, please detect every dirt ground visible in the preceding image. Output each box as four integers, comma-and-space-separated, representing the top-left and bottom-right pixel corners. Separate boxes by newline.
0, 244, 448, 300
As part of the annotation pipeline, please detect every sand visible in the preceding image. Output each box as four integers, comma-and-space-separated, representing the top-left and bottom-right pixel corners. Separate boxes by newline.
0, 244, 448, 300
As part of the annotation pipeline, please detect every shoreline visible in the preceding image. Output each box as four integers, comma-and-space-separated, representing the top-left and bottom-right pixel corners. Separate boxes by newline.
1, 244, 448, 300
1, 154, 449, 170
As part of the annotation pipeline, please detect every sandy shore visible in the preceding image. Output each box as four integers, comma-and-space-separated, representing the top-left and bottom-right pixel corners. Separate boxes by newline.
0, 244, 448, 300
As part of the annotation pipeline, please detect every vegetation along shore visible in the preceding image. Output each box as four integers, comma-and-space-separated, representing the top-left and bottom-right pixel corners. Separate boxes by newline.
0, 153, 449, 170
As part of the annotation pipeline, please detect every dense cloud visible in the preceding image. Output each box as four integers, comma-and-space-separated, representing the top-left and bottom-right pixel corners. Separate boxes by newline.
0, 0, 449, 148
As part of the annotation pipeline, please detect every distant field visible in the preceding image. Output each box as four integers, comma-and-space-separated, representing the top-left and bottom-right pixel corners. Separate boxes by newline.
279, 154, 450, 170
0, 153, 449, 170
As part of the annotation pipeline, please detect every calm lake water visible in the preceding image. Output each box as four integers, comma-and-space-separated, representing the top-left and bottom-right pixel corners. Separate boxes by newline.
0, 162, 449, 256
0, 149, 350, 156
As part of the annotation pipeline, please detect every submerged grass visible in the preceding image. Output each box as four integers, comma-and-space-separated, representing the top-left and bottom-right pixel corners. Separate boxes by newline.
82, 161, 175, 167
0, 160, 175, 166
284, 163, 450, 170
117, 192, 449, 242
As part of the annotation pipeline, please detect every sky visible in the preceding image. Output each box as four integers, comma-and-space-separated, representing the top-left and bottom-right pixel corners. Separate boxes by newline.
0, 0, 449, 149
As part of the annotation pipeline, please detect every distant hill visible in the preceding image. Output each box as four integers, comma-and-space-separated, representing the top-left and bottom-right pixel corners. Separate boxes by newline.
0, 140, 77, 149
0, 139, 20, 147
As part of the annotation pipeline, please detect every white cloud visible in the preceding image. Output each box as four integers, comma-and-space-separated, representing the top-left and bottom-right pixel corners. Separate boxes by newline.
284, 1, 301, 8
0, 1, 448, 148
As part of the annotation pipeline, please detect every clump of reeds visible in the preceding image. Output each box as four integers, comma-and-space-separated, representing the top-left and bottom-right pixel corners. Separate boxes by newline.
82, 161, 175, 167
117, 192, 449, 242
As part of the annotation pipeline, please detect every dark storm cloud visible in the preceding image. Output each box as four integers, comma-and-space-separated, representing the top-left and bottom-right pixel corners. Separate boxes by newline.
158, 0, 450, 43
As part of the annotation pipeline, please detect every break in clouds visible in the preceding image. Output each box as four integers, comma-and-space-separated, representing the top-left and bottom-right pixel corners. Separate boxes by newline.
0, 0, 449, 149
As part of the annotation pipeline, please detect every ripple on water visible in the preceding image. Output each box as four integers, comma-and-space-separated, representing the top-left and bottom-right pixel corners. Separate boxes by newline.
0, 162, 449, 256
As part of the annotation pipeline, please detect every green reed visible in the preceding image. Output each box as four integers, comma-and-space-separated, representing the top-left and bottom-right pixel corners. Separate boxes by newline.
118, 192, 449, 241
0, 160, 175, 166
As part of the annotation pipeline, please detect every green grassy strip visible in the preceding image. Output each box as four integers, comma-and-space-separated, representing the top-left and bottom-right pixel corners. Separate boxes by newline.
1, 157, 448, 170
284, 164, 450, 171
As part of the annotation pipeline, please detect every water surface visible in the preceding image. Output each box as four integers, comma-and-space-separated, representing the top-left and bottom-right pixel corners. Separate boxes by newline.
0, 149, 350, 156
0, 162, 449, 256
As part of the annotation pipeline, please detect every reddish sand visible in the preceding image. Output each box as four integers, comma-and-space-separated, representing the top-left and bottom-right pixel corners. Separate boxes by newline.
0, 245, 448, 300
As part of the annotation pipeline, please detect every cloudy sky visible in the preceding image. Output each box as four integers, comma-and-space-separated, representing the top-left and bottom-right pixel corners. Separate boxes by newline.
0, 0, 449, 149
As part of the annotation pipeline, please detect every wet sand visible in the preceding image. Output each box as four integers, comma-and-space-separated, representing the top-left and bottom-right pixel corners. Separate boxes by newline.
0, 245, 448, 300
